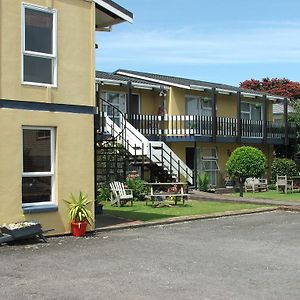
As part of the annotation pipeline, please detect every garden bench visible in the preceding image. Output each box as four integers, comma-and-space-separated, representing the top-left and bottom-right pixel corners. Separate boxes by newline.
110, 181, 133, 207
244, 178, 268, 193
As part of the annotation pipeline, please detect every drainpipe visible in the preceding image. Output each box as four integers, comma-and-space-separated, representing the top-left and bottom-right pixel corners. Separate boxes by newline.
159, 86, 167, 140
127, 81, 132, 122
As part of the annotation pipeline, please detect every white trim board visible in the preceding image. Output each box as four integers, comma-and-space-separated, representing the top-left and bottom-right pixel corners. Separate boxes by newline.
94, 0, 133, 23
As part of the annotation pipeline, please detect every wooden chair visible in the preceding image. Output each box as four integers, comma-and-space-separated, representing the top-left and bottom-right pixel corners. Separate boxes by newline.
276, 175, 293, 194
109, 181, 133, 207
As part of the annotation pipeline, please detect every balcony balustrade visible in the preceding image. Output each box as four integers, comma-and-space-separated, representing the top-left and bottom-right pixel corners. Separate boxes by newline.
127, 114, 296, 141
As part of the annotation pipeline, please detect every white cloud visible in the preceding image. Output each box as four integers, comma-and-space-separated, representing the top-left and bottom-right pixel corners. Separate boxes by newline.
96, 21, 300, 67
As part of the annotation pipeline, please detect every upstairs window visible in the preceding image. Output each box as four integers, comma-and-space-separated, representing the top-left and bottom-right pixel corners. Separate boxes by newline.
22, 4, 57, 86
186, 95, 213, 117
241, 102, 262, 121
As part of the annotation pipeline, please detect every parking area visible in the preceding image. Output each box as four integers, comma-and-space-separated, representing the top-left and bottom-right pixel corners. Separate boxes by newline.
1, 211, 300, 300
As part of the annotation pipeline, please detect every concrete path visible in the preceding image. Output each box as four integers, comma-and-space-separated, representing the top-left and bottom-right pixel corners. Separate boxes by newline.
191, 190, 300, 206
1, 211, 300, 300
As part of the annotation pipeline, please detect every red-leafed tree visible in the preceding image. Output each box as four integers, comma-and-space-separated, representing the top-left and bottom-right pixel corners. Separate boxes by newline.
240, 78, 300, 164
240, 78, 300, 100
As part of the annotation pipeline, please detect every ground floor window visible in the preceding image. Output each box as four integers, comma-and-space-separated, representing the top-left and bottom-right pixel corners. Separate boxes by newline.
22, 127, 55, 205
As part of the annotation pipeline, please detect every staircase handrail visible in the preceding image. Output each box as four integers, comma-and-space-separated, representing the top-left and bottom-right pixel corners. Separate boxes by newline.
99, 98, 193, 184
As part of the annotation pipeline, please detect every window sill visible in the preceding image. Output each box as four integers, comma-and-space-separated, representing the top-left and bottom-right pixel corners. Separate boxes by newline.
21, 81, 57, 89
23, 204, 58, 214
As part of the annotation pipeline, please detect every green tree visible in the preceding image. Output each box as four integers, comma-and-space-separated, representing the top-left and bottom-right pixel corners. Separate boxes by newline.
226, 146, 267, 197
271, 158, 298, 183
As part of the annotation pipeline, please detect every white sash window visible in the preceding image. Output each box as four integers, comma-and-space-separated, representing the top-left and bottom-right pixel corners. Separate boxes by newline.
22, 4, 57, 86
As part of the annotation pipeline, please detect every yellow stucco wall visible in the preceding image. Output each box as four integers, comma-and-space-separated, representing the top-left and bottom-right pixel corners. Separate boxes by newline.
0, 0, 95, 107
0, 0, 96, 234
0, 109, 94, 235
166, 87, 273, 120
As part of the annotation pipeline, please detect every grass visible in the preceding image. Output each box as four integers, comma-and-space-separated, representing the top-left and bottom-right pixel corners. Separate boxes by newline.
102, 200, 269, 222
233, 190, 300, 201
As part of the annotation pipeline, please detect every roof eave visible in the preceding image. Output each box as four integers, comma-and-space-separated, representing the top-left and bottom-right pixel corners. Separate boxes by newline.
94, 0, 133, 24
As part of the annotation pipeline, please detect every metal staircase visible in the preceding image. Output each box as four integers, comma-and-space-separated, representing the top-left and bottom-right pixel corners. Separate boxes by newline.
96, 97, 193, 185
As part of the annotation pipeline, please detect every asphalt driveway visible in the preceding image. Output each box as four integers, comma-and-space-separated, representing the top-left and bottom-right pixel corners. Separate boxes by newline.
1, 211, 300, 300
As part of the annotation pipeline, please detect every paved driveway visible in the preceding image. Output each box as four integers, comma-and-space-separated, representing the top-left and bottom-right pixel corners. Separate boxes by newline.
1, 211, 300, 300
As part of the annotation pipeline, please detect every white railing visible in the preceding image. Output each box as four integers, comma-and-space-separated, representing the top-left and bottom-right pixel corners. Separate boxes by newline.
105, 113, 193, 184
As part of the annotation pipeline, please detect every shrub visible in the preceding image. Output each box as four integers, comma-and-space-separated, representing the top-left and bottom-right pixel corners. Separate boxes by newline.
197, 173, 209, 192
126, 178, 149, 201
226, 146, 267, 197
271, 158, 298, 183
96, 185, 111, 204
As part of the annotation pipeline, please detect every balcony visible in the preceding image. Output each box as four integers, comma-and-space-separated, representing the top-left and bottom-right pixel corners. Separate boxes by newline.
128, 114, 296, 145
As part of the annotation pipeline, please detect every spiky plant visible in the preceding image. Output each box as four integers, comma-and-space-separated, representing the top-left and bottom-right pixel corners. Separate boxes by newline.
64, 192, 93, 224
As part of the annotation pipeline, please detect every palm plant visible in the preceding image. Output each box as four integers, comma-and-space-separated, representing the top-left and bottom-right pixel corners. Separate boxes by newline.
64, 192, 93, 224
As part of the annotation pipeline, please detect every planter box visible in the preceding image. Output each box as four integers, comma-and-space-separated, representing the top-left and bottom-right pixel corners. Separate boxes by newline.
1, 222, 42, 240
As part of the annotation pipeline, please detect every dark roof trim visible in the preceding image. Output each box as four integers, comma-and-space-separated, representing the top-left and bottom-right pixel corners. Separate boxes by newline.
116, 69, 288, 101
94, 0, 133, 23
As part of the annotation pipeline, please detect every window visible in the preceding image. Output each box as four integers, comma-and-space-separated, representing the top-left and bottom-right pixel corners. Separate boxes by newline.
22, 127, 55, 206
241, 102, 262, 121
22, 4, 57, 86
186, 95, 212, 116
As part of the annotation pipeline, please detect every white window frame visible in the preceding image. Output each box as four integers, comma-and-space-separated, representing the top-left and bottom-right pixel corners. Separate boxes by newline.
185, 95, 214, 116
22, 3, 57, 87
241, 101, 262, 120
197, 147, 219, 186
22, 126, 56, 207
101, 91, 141, 114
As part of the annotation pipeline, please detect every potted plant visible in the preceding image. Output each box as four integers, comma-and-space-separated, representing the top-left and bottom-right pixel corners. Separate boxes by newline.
65, 192, 93, 237
96, 185, 111, 214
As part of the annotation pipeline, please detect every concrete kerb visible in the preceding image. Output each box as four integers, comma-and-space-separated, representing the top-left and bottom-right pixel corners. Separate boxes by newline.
190, 191, 300, 207
95, 207, 280, 233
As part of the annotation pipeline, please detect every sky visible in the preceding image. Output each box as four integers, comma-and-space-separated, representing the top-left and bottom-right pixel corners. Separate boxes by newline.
95, 0, 300, 87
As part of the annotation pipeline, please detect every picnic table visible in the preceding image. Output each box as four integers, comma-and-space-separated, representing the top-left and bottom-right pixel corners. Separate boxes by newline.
146, 182, 189, 206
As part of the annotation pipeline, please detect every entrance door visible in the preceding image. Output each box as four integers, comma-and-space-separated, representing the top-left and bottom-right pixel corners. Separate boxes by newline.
196, 147, 219, 186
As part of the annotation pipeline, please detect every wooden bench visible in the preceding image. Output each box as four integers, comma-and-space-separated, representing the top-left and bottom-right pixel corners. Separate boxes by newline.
244, 178, 268, 193
146, 182, 189, 206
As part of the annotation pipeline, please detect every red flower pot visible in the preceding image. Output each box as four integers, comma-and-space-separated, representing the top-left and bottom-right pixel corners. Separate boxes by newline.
71, 221, 88, 237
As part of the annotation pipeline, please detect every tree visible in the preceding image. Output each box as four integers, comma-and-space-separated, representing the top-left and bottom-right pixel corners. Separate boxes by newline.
241, 78, 300, 163
226, 146, 267, 197
240, 78, 300, 99
271, 158, 298, 183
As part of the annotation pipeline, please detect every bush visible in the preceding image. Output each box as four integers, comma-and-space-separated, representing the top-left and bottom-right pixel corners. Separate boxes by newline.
96, 185, 111, 204
271, 158, 298, 183
226, 146, 267, 197
197, 173, 209, 192
126, 178, 149, 201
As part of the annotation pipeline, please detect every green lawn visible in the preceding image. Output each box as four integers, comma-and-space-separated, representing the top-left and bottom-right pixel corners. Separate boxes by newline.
102, 200, 269, 222
234, 190, 300, 201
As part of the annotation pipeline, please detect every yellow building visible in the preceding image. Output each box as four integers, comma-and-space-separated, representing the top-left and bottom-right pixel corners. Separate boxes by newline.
0, 0, 133, 235
95, 70, 296, 188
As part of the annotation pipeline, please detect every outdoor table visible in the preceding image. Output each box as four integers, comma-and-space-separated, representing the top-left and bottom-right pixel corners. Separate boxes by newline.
146, 182, 189, 206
